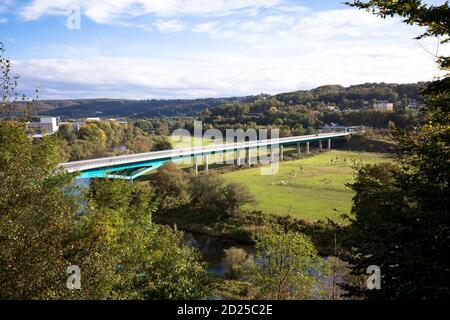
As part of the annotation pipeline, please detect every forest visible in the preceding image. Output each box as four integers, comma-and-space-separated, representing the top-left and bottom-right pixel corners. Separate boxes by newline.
34, 82, 424, 119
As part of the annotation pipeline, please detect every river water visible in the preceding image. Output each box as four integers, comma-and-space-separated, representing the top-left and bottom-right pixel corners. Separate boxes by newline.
183, 232, 254, 277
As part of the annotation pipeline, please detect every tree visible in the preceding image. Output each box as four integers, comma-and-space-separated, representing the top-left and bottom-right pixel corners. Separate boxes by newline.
0, 44, 82, 299
0, 121, 81, 299
125, 135, 153, 153
151, 162, 190, 210
249, 224, 329, 300
84, 179, 213, 299
0, 44, 212, 300
189, 174, 254, 220
223, 247, 249, 280
152, 136, 173, 151
78, 122, 107, 151
223, 182, 255, 217
57, 124, 76, 142
340, 0, 450, 299
0, 42, 34, 119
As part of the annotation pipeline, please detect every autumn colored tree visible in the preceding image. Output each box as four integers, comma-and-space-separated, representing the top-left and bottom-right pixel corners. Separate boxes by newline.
0, 44, 212, 300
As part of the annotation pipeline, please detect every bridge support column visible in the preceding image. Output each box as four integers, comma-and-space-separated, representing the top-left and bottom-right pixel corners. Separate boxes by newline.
194, 156, 199, 175
280, 145, 284, 161
236, 149, 241, 166
270, 146, 275, 163
297, 142, 301, 155
328, 138, 331, 150
306, 141, 310, 154
204, 154, 209, 173
246, 148, 251, 166
319, 140, 323, 151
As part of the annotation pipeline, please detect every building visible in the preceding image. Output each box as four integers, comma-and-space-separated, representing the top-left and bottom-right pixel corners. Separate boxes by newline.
85, 117, 101, 122
406, 99, 425, 110
373, 101, 394, 112
28, 117, 60, 135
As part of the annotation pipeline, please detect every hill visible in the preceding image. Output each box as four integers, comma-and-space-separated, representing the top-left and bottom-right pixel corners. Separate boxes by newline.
37, 97, 248, 118
34, 82, 426, 119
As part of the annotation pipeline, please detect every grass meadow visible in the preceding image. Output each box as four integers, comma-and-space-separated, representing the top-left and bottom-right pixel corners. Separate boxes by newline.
223, 150, 392, 222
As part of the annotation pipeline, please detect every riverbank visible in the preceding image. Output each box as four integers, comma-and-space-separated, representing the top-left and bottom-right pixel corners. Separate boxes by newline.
154, 209, 344, 256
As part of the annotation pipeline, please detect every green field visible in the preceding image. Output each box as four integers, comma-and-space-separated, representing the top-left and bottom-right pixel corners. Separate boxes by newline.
223, 150, 391, 222
169, 135, 213, 148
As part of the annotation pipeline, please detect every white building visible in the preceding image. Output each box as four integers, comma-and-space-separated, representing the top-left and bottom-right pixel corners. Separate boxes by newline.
28, 117, 60, 135
373, 101, 394, 112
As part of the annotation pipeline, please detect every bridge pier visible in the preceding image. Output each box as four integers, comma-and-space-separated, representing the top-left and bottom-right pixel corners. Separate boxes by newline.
236, 149, 241, 166
246, 148, 251, 166
204, 154, 209, 172
297, 142, 301, 155
280, 145, 284, 161
194, 156, 199, 175
328, 138, 331, 149
306, 141, 310, 154
319, 140, 323, 151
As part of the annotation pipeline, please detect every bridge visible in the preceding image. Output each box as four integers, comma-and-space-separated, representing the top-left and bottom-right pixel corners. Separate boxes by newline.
60, 132, 351, 180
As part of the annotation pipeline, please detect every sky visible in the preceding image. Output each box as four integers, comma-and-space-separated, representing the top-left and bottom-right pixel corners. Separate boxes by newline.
0, 0, 448, 100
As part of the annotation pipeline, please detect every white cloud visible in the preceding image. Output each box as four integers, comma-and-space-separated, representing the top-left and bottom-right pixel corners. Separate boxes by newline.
153, 19, 185, 32
12, 39, 444, 99
192, 21, 219, 33
19, 0, 282, 22
0, 17, 8, 23
189, 8, 409, 45
11, 2, 449, 99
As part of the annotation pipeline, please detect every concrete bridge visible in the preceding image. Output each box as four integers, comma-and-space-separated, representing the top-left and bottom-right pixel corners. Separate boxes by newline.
60, 132, 351, 180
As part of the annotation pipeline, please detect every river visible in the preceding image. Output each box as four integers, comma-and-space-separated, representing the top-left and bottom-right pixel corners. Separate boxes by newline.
183, 232, 254, 277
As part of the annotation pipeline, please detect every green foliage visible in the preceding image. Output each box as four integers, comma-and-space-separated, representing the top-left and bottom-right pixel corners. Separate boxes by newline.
79, 122, 108, 149
347, 1, 450, 42
249, 223, 330, 300
152, 136, 173, 151
189, 173, 255, 220
58, 124, 76, 142
151, 162, 191, 210
0, 48, 212, 299
150, 165, 255, 225
58, 120, 173, 161
0, 47, 81, 299
0, 121, 213, 300
82, 179, 213, 299
340, 0, 450, 300
0, 121, 80, 299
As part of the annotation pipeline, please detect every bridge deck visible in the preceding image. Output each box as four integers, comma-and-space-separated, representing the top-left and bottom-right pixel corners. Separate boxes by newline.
60, 132, 351, 174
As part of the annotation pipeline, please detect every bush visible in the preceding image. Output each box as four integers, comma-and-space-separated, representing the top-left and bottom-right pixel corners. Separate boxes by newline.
223, 247, 249, 280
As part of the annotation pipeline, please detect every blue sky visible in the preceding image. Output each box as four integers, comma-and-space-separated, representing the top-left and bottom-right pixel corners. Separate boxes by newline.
0, 0, 448, 99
